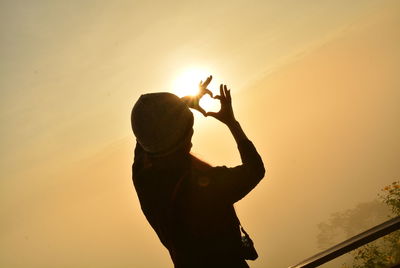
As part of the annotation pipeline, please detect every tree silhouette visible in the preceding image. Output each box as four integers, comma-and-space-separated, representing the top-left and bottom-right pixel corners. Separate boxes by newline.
317, 181, 400, 268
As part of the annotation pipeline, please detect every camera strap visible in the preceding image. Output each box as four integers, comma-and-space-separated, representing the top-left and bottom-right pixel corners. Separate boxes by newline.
235, 211, 258, 260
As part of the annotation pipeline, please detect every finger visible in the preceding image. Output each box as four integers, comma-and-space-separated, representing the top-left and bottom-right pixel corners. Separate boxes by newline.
220, 84, 226, 99
223, 85, 231, 103
204, 88, 213, 97
199, 80, 203, 87
213, 95, 222, 100
219, 85, 226, 104
223, 85, 228, 99
197, 106, 206, 116
203, 75, 212, 88
205, 75, 211, 83
198, 88, 212, 98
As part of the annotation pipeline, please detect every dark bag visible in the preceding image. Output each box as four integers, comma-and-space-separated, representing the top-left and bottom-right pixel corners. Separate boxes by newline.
240, 225, 258, 260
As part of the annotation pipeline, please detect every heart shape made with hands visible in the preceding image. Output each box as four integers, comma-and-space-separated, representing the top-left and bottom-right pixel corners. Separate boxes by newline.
199, 94, 221, 114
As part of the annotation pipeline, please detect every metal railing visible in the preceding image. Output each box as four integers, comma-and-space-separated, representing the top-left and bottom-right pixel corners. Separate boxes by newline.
289, 216, 400, 268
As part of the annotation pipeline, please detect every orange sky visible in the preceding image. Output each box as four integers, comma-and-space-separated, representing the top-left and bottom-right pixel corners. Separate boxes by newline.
1, 1, 399, 267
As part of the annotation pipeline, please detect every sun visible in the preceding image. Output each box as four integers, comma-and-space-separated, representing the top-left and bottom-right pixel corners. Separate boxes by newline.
172, 68, 209, 98
172, 68, 220, 113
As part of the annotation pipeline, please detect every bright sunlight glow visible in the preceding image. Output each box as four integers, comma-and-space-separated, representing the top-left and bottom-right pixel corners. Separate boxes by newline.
172, 68, 220, 113
172, 68, 209, 97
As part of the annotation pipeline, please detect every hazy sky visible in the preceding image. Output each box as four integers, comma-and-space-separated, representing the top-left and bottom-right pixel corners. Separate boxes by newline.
1, 1, 399, 267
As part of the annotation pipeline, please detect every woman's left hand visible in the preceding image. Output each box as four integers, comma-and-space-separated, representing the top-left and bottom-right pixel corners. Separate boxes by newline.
181, 75, 213, 116
198, 75, 213, 99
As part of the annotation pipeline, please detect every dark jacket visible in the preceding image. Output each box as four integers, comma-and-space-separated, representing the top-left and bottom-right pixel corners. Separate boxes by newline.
132, 139, 265, 268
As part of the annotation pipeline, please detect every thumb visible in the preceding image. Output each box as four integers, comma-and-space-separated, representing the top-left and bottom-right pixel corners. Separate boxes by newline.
196, 106, 207, 116
203, 89, 213, 98
205, 112, 218, 118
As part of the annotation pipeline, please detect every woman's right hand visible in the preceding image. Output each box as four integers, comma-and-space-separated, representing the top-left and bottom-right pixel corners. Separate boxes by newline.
206, 84, 236, 126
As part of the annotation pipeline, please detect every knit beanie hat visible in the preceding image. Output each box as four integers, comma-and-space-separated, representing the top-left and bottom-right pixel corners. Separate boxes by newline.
131, 92, 194, 156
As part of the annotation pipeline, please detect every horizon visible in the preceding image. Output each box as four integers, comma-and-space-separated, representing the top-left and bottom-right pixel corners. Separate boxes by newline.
1, 1, 400, 267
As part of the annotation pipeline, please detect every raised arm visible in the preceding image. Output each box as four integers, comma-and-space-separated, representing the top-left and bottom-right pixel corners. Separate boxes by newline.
196, 84, 265, 203
206, 84, 247, 142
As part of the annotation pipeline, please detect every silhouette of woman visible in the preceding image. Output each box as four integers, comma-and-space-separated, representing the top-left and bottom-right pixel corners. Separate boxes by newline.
131, 76, 265, 268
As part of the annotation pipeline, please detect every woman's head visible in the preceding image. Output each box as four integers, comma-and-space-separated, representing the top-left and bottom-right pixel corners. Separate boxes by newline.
131, 92, 194, 157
